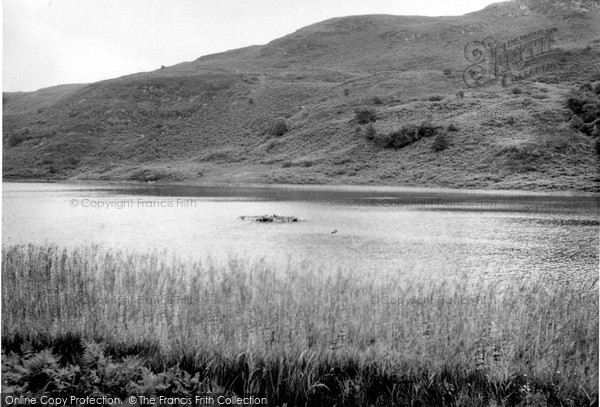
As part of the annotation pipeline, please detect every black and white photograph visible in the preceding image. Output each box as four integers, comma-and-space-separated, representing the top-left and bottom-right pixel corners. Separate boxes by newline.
2, 0, 599, 405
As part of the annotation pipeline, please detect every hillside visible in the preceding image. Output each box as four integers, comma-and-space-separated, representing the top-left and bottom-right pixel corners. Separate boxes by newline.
3, 0, 600, 191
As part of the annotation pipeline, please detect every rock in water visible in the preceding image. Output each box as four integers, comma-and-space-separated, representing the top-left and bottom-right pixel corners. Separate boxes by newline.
240, 214, 298, 222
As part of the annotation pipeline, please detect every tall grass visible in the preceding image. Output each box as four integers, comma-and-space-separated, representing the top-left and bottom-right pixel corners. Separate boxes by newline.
2, 244, 598, 405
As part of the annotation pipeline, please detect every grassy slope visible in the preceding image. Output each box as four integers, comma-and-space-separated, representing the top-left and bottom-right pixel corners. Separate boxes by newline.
3, 0, 600, 191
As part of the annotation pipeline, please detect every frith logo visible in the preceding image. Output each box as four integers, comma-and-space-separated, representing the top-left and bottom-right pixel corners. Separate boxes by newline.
463, 28, 561, 88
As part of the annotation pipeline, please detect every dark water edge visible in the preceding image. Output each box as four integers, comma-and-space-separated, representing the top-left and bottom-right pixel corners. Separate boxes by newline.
4, 176, 600, 195
4, 178, 599, 211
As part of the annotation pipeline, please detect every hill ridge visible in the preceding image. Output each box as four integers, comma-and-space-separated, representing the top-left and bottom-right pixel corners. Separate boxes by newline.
3, 0, 599, 191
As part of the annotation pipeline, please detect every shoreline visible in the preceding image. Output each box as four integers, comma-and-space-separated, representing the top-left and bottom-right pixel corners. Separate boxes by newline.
3, 176, 599, 197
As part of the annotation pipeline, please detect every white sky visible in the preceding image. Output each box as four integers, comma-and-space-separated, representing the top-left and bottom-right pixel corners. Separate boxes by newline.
3, 0, 500, 92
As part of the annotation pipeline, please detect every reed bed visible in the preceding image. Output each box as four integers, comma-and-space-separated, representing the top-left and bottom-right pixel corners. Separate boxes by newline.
2, 244, 598, 406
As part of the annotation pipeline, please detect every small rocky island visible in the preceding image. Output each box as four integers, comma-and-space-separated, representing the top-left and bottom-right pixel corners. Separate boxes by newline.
239, 215, 299, 223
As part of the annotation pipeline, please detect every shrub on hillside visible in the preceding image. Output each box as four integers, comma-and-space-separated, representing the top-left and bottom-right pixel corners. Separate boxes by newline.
431, 132, 450, 152
270, 120, 288, 137
570, 115, 585, 131
388, 126, 419, 149
266, 140, 278, 153
64, 156, 80, 168
512, 88, 522, 95
7, 133, 27, 147
374, 122, 440, 149
343, 89, 350, 97
567, 90, 600, 124
429, 95, 444, 102
592, 121, 600, 138
415, 122, 439, 138
448, 123, 459, 132
566, 85, 600, 137
373, 132, 392, 148
354, 109, 376, 125
372, 96, 382, 105
365, 124, 376, 140
129, 169, 164, 182
456, 91, 465, 98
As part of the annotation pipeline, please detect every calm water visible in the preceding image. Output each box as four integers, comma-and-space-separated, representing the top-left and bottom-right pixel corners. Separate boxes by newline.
2, 182, 598, 282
